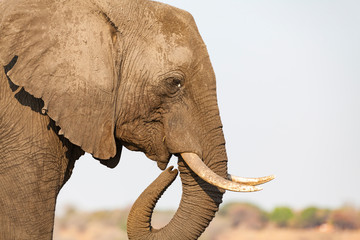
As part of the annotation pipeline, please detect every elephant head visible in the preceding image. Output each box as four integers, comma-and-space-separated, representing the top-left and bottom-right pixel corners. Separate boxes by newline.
0, 0, 273, 238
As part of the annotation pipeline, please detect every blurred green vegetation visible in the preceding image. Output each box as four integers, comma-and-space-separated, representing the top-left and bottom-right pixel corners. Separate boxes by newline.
269, 206, 294, 227
291, 207, 330, 228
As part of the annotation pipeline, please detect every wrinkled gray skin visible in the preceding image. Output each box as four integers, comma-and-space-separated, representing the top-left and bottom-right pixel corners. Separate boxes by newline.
0, 0, 229, 239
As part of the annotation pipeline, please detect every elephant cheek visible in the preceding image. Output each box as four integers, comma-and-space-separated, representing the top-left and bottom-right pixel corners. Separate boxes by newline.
164, 113, 202, 158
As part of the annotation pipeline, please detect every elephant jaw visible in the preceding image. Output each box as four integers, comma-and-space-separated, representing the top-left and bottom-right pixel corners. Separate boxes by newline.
180, 153, 274, 192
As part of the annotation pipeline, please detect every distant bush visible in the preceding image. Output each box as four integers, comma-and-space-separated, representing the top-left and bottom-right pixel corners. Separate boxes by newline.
220, 202, 268, 229
330, 206, 360, 230
269, 207, 294, 227
291, 207, 330, 228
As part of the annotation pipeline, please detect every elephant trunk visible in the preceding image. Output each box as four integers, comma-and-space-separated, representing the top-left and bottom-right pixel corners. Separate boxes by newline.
127, 127, 229, 239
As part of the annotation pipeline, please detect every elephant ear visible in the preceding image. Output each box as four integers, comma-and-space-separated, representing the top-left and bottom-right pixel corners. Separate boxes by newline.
0, 0, 120, 159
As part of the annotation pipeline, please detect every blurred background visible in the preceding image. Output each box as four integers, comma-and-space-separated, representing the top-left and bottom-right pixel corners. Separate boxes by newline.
54, 0, 360, 239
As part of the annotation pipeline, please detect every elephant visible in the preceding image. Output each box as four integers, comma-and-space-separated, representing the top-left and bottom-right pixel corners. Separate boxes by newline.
0, 0, 274, 239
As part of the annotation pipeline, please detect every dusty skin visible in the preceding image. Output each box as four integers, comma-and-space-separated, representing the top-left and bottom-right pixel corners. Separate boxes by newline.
0, 0, 272, 239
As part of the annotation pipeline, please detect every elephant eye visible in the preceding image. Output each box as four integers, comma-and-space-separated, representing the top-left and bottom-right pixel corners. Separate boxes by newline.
172, 78, 182, 88
165, 77, 184, 96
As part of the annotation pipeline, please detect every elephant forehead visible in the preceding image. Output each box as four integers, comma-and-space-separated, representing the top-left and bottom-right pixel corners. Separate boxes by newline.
162, 45, 193, 68
141, 33, 194, 70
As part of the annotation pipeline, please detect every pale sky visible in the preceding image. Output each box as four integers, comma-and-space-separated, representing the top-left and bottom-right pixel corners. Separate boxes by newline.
56, 0, 360, 214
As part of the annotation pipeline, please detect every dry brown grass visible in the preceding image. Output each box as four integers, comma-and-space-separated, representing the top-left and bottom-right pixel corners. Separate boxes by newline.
54, 220, 360, 240
215, 227, 360, 240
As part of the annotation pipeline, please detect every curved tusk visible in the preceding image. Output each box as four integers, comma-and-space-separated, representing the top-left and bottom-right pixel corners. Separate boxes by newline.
180, 153, 263, 192
227, 174, 275, 186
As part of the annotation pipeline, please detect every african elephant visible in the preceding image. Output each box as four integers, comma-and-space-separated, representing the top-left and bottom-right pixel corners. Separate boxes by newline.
0, 0, 273, 239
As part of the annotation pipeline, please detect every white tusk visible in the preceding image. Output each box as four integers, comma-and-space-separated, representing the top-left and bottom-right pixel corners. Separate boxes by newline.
180, 153, 263, 192
227, 174, 275, 186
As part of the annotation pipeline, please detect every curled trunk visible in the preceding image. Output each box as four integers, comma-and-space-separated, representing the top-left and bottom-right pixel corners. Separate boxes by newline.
127, 166, 179, 239
127, 147, 228, 239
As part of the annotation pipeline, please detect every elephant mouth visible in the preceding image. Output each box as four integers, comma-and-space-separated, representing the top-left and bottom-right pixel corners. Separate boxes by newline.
180, 152, 274, 192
